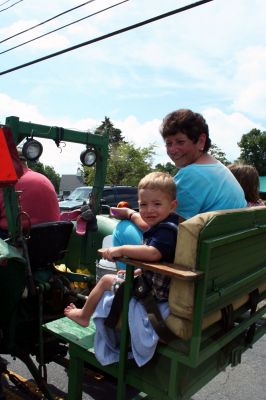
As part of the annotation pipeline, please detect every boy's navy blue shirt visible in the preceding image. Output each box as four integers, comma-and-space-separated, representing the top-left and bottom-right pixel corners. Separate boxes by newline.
143, 213, 179, 301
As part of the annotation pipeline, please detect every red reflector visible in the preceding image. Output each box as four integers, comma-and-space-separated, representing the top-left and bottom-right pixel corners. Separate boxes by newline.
0, 127, 19, 186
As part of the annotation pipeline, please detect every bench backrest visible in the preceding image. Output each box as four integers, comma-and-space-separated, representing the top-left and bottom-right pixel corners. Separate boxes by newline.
166, 207, 266, 339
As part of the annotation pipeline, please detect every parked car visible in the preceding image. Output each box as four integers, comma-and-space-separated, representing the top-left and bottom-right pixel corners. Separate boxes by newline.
57, 194, 64, 201
58, 185, 138, 211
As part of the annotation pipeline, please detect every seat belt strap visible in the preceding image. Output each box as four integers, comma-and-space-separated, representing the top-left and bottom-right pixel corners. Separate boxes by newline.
104, 283, 125, 329
139, 294, 177, 343
245, 288, 260, 345
104, 278, 177, 343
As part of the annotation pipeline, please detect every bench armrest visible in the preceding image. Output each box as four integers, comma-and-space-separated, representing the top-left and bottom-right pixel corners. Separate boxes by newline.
97, 249, 203, 281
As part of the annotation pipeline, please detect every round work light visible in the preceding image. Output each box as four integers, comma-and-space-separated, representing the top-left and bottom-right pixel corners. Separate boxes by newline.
22, 138, 43, 161
80, 148, 97, 167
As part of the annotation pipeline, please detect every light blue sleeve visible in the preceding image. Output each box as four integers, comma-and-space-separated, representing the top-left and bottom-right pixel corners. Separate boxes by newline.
112, 220, 143, 269
174, 170, 202, 219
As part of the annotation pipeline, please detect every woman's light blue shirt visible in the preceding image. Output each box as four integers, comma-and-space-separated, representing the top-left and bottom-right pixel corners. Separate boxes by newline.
174, 162, 247, 220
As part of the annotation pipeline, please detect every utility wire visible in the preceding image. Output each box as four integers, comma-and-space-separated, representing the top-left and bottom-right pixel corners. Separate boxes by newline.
0, 0, 129, 55
0, 0, 23, 13
0, 0, 16, 6
0, 0, 96, 44
0, 0, 214, 76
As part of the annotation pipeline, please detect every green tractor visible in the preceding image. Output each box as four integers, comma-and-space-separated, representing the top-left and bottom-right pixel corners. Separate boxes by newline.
0, 116, 118, 398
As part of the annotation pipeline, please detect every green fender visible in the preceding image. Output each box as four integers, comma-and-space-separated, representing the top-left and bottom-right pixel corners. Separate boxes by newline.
64, 215, 119, 275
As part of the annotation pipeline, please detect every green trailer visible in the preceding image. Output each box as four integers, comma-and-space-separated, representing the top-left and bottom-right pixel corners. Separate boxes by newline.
0, 117, 265, 400
44, 207, 266, 400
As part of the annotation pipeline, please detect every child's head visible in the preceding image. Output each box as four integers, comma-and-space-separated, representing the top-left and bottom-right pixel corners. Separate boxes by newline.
228, 163, 260, 203
138, 172, 177, 226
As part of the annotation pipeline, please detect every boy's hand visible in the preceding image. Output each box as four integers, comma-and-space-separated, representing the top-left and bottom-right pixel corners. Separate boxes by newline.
134, 268, 142, 276
109, 207, 132, 220
117, 268, 142, 280
102, 246, 123, 261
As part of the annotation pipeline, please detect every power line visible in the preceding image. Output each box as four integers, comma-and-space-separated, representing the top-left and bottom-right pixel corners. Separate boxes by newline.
0, 0, 16, 6
0, 0, 23, 13
0, 0, 96, 44
0, 0, 129, 55
0, 0, 214, 76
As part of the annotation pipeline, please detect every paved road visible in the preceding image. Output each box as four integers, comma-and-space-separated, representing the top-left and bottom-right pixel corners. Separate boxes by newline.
193, 335, 266, 400
1, 334, 265, 399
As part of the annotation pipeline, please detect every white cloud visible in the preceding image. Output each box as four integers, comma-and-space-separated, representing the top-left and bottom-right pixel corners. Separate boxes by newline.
232, 46, 266, 118
0, 93, 43, 123
203, 108, 264, 162
233, 81, 266, 119
114, 115, 161, 147
0, 93, 95, 175
39, 139, 85, 175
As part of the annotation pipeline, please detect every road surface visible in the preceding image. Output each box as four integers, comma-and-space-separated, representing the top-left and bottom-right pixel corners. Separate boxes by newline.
1, 334, 265, 400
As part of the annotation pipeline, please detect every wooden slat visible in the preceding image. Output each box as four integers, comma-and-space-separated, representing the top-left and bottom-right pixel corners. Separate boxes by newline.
97, 249, 203, 280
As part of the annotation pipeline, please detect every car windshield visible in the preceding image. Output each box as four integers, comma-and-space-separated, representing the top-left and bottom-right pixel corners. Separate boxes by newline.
66, 187, 92, 201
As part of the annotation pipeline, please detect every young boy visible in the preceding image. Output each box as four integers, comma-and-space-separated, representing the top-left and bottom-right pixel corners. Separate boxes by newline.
64, 171, 179, 326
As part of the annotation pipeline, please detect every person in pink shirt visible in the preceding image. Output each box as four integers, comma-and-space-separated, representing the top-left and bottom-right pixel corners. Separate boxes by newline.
0, 151, 60, 238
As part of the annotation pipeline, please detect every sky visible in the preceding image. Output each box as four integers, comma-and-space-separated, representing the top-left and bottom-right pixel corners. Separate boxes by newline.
0, 0, 266, 175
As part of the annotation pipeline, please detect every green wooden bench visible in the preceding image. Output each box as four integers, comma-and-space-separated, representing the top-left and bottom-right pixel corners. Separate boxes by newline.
43, 207, 266, 400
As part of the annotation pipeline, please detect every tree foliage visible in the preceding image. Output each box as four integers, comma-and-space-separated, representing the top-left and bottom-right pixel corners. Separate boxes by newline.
154, 162, 177, 176
84, 142, 155, 186
209, 144, 230, 165
108, 143, 155, 185
237, 129, 266, 175
84, 117, 156, 186
28, 160, 61, 192
95, 116, 126, 150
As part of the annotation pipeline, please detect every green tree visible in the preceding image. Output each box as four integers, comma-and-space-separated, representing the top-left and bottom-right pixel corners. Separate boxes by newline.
154, 162, 177, 176
84, 142, 155, 186
209, 144, 230, 165
28, 161, 61, 192
95, 117, 126, 150
238, 129, 266, 175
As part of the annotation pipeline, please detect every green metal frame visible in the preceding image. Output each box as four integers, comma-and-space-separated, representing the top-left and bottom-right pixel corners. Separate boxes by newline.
0, 116, 113, 398
2, 187, 20, 238
3, 115, 109, 240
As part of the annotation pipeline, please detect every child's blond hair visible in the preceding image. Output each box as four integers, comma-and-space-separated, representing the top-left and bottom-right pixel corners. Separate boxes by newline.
138, 172, 176, 200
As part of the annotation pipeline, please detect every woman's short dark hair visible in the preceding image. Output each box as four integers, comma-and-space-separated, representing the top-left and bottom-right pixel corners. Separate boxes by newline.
160, 109, 211, 152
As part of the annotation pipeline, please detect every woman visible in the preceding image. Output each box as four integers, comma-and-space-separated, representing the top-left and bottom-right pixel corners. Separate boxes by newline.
110, 109, 247, 255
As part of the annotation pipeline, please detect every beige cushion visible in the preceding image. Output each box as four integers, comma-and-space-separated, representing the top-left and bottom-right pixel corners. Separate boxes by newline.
165, 207, 266, 339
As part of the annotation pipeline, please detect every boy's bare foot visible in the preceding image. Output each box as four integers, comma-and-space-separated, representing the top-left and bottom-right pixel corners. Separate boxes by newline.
64, 303, 89, 327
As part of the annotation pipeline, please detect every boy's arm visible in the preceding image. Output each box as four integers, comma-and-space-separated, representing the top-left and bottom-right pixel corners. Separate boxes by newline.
102, 244, 162, 263
110, 207, 149, 231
